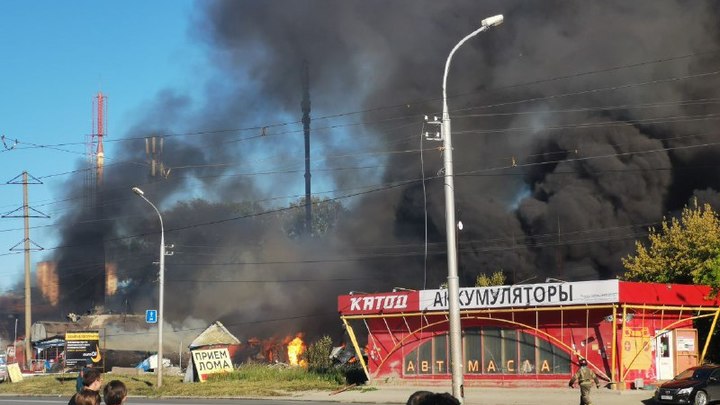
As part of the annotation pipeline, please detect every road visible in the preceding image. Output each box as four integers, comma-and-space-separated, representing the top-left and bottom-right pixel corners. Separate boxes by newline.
0, 386, 657, 405
0, 398, 376, 405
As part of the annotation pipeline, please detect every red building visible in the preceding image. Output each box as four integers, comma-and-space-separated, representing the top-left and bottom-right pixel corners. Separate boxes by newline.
337, 280, 720, 388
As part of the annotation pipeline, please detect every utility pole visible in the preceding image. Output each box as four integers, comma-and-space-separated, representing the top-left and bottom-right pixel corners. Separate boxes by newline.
437, 15, 504, 403
2, 172, 48, 369
21, 173, 31, 369
302, 62, 312, 235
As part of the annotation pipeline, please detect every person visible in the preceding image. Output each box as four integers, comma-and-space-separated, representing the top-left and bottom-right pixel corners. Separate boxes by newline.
75, 361, 90, 393
407, 390, 461, 405
68, 367, 102, 405
569, 358, 600, 405
103, 380, 128, 405
72, 389, 101, 405
407, 390, 434, 405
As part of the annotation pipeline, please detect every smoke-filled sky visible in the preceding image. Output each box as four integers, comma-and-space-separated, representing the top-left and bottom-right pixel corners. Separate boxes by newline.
3, 0, 720, 343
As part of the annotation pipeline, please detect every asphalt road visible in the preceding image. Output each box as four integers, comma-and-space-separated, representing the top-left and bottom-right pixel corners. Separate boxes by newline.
0, 386, 657, 405
0, 399, 376, 405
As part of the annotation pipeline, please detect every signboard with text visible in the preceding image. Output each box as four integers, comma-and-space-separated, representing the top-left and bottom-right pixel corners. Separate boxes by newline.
338, 280, 621, 315
191, 347, 233, 382
7, 363, 22, 383
65, 331, 101, 367
420, 280, 620, 311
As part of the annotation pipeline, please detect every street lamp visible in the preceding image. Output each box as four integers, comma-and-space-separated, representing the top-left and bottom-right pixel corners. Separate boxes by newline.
131, 186, 165, 389
441, 14, 504, 403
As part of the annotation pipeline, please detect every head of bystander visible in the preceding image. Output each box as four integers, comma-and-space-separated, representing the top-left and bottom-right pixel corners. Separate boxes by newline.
73, 389, 101, 405
407, 390, 461, 405
103, 380, 128, 405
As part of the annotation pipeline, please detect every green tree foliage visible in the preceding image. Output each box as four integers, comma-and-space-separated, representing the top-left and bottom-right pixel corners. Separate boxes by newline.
476, 271, 507, 287
622, 201, 720, 291
304, 335, 334, 374
282, 197, 346, 239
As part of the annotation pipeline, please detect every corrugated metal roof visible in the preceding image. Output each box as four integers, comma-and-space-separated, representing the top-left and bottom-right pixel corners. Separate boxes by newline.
189, 321, 240, 348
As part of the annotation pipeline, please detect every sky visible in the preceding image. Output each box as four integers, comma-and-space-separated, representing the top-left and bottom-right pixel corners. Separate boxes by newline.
0, 1, 201, 292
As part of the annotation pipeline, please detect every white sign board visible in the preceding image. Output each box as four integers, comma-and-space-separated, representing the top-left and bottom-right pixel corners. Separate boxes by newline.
192, 347, 233, 382
677, 337, 695, 352
419, 279, 619, 311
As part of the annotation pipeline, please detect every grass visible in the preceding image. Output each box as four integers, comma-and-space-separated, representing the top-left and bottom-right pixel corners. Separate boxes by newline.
0, 364, 346, 398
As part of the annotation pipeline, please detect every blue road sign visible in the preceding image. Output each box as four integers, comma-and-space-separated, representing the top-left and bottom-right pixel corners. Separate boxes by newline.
146, 310, 158, 324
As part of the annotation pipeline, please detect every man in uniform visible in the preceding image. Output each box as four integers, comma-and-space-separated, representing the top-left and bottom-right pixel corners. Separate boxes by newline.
569, 358, 600, 405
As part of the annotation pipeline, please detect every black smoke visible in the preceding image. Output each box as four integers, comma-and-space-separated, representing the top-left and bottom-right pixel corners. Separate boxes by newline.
15, 0, 720, 344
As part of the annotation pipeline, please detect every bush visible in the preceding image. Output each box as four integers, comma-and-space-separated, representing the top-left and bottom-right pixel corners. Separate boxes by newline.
304, 335, 334, 374
303, 336, 368, 385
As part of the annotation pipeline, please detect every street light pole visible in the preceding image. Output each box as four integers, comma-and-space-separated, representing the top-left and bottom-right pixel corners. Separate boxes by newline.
441, 14, 503, 403
132, 186, 165, 389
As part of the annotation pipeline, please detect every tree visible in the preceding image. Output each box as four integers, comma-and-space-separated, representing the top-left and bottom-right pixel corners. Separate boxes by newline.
475, 271, 507, 287
622, 201, 720, 292
281, 197, 346, 239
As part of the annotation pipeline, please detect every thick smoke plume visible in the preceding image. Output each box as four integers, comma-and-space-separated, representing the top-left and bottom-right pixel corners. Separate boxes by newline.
9, 0, 720, 344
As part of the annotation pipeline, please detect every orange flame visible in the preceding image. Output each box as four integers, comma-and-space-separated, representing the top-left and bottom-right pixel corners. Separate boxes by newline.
37, 261, 59, 306
105, 262, 118, 296
287, 336, 307, 367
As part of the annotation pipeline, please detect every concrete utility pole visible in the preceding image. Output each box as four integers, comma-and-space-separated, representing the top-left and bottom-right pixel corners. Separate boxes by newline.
440, 15, 504, 403
131, 187, 165, 388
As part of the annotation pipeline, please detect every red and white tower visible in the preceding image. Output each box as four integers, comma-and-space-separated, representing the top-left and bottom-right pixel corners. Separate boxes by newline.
93, 91, 107, 187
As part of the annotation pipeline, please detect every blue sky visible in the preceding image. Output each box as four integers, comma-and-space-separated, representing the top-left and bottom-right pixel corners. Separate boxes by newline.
0, 1, 202, 292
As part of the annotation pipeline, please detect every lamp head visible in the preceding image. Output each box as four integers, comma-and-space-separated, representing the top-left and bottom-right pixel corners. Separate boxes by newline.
482, 14, 504, 28
131, 187, 145, 196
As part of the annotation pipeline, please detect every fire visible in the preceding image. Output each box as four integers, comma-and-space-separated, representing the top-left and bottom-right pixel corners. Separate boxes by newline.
287, 336, 307, 367
105, 262, 118, 296
37, 261, 59, 306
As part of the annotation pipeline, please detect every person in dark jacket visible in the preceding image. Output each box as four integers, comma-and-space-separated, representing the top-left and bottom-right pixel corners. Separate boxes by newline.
74, 361, 87, 393
68, 367, 102, 405
569, 358, 600, 405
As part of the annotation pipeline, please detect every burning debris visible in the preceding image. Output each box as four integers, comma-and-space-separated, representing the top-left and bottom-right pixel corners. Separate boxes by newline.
238, 334, 307, 367
286, 335, 307, 367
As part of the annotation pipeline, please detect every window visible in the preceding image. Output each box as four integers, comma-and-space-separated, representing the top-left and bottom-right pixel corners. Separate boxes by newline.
502, 329, 519, 374
519, 331, 536, 374
403, 327, 570, 376
538, 336, 570, 374
433, 335, 448, 374
418, 339, 433, 374
464, 330, 482, 374
404, 335, 449, 375
483, 328, 502, 373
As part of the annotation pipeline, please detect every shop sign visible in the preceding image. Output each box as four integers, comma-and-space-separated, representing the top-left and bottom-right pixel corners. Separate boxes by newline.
420, 280, 620, 310
65, 331, 101, 366
192, 347, 233, 382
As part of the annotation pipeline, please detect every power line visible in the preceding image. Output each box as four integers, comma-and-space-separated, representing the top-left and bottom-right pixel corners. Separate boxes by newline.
4, 49, 719, 156
452, 97, 720, 118
4, 136, 717, 256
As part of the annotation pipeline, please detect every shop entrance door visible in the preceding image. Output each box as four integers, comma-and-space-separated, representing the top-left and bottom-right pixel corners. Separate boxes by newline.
655, 331, 674, 380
